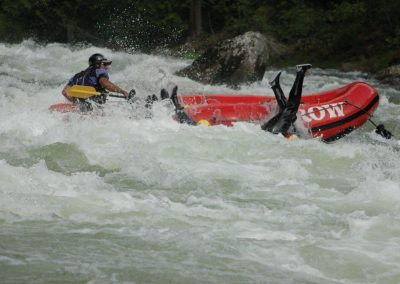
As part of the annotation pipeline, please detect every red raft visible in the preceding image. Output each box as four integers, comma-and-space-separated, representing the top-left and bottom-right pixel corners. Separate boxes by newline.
176, 82, 379, 141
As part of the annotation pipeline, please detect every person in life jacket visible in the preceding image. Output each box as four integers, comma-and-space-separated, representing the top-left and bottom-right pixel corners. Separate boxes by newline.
62, 53, 129, 102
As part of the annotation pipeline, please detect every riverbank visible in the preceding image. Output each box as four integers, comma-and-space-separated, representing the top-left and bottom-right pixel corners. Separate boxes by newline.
161, 31, 400, 90
172, 32, 393, 72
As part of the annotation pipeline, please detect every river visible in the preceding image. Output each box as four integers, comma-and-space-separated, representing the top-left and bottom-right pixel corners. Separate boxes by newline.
1, 40, 400, 284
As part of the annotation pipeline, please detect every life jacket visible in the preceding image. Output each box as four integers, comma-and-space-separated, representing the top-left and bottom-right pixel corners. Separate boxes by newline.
67, 66, 109, 93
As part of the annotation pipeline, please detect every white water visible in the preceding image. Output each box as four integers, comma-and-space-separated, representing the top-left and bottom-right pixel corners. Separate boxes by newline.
1, 40, 400, 284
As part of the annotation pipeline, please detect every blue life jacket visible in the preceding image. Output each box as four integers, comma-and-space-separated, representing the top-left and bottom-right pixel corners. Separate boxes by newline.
67, 66, 109, 92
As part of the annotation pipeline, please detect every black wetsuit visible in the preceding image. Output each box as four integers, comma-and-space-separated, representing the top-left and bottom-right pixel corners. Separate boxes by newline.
261, 64, 312, 137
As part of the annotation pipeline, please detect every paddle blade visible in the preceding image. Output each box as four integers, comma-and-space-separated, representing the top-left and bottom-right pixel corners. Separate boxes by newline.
376, 124, 393, 139
66, 85, 100, 99
128, 89, 136, 102
160, 88, 169, 100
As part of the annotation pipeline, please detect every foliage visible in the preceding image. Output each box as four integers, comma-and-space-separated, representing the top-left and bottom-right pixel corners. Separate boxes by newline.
1, 0, 400, 70
97, 1, 190, 51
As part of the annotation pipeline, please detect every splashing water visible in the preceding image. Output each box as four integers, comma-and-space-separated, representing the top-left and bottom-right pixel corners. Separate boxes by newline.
1, 40, 400, 284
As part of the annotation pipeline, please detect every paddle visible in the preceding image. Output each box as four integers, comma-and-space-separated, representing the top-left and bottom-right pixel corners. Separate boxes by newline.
66, 85, 136, 102
108, 94, 126, 99
109, 89, 136, 101
66, 85, 100, 99
344, 100, 393, 139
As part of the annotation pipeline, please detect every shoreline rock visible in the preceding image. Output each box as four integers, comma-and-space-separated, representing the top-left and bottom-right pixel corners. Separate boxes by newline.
375, 65, 400, 88
175, 31, 287, 87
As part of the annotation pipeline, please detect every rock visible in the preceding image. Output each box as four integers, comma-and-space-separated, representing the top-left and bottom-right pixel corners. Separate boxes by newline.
341, 61, 366, 72
176, 31, 286, 87
375, 65, 400, 87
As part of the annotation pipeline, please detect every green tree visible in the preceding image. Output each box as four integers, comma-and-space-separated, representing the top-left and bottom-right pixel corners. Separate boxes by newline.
190, 0, 203, 37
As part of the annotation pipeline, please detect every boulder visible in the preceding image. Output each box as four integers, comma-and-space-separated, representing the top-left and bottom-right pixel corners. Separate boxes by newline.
375, 65, 400, 87
176, 31, 286, 86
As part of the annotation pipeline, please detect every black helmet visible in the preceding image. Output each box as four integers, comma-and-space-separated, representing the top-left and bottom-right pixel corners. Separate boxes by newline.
88, 53, 112, 66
